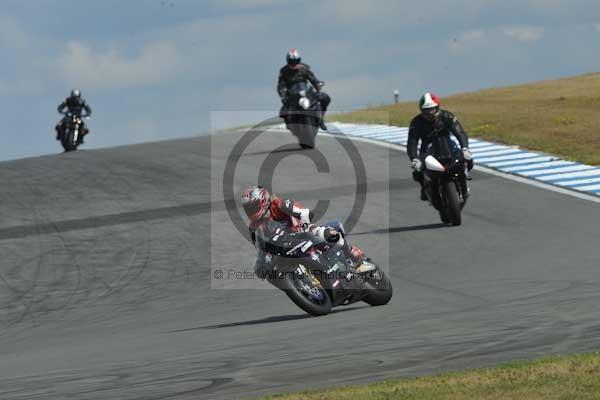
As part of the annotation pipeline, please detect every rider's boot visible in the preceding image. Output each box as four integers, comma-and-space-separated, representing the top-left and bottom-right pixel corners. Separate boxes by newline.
319, 119, 327, 131
319, 111, 327, 131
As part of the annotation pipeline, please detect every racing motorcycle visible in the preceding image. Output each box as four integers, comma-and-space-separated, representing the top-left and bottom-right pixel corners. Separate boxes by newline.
422, 137, 470, 226
283, 80, 324, 149
254, 220, 393, 316
58, 112, 87, 152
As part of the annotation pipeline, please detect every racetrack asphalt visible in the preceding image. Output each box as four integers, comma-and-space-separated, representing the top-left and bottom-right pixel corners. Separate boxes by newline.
0, 129, 599, 399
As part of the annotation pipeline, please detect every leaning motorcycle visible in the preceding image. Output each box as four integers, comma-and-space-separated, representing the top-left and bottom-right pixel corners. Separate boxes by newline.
422, 137, 470, 226
58, 112, 86, 152
254, 220, 393, 316
283, 81, 324, 149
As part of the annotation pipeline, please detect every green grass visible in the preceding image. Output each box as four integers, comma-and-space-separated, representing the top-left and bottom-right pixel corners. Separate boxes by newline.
256, 353, 600, 400
332, 72, 600, 165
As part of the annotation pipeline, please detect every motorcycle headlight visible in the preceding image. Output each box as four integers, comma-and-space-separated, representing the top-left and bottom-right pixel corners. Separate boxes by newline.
299, 97, 310, 110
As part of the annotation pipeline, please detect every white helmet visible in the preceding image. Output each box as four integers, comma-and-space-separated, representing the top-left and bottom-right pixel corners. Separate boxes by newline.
286, 48, 301, 68
419, 92, 441, 120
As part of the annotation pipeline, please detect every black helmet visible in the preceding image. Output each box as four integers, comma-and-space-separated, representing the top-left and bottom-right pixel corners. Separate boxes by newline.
71, 88, 81, 98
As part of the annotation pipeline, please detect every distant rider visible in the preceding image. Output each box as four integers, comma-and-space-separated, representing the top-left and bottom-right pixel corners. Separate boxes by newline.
407, 92, 472, 200
55, 89, 92, 144
277, 48, 330, 131
241, 186, 364, 275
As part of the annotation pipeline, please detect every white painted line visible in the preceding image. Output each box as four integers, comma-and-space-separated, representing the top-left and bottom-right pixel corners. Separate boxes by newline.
366, 132, 409, 140
476, 153, 539, 163
520, 165, 596, 177
501, 160, 575, 172
473, 148, 521, 157
350, 128, 405, 137
268, 125, 600, 203
316, 132, 600, 205
537, 169, 600, 181
469, 142, 505, 149
556, 177, 600, 187
339, 126, 404, 135
575, 183, 600, 191
486, 156, 555, 168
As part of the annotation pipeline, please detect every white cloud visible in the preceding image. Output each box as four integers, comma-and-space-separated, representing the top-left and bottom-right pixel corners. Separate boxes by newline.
209, 0, 287, 9
56, 40, 182, 90
319, 0, 488, 26
502, 26, 545, 42
449, 29, 487, 52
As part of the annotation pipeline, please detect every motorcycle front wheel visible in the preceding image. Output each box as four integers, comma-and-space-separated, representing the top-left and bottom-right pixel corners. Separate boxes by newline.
61, 130, 77, 152
283, 267, 331, 316
443, 181, 462, 226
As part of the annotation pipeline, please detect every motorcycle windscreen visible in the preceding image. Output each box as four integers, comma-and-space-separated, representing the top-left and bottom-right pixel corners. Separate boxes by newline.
288, 81, 311, 98
428, 135, 459, 161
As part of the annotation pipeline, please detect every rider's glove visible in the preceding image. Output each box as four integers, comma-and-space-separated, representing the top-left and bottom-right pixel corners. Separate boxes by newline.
411, 158, 422, 172
280, 90, 289, 104
323, 227, 341, 243
313, 226, 343, 245
299, 209, 311, 229
462, 148, 472, 161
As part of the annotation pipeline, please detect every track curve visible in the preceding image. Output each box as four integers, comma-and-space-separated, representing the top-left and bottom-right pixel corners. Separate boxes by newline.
0, 130, 599, 399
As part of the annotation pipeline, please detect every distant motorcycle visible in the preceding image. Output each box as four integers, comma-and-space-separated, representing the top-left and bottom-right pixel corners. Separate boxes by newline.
58, 112, 88, 152
255, 220, 393, 316
422, 137, 470, 226
283, 80, 324, 149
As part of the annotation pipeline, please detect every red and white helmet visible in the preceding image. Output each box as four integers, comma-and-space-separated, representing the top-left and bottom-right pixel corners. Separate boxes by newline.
419, 92, 441, 119
286, 48, 301, 68
241, 186, 271, 223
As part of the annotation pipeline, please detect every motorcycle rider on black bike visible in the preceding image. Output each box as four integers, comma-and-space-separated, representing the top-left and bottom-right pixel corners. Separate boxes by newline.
241, 186, 364, 276
407, 92, 473, 201
277, 49, 330, 131
55, 89, 92, 144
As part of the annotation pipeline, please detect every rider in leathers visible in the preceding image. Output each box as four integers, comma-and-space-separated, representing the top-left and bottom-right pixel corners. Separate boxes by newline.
277, 49, 330, 131
55, 89, 92, 143
242, 187, 363, 279
407, 92, 472, 200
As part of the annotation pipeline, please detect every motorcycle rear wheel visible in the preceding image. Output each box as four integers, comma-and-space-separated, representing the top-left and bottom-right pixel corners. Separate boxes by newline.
362, 269, 393, 306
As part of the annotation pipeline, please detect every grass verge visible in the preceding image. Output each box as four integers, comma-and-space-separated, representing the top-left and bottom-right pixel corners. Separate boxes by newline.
258, 353, 600, 400
332, 72, 600, 165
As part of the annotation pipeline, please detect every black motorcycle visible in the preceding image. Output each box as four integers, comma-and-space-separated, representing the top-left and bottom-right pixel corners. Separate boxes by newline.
422, 137, 470, 226
283, 81, 324, 149
255, 220, 392, 316
58, 112, 87, 152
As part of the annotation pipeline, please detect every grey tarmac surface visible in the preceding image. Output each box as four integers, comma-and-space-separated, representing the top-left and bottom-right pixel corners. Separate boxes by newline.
0, 129, 599, 399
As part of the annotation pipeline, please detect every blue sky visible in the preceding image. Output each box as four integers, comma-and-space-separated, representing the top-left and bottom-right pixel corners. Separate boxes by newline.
1, 0, 599, 161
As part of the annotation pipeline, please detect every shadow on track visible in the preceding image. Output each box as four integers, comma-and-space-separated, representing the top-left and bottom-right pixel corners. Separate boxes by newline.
351, 223, 447, 236
167, 306, 369, 333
